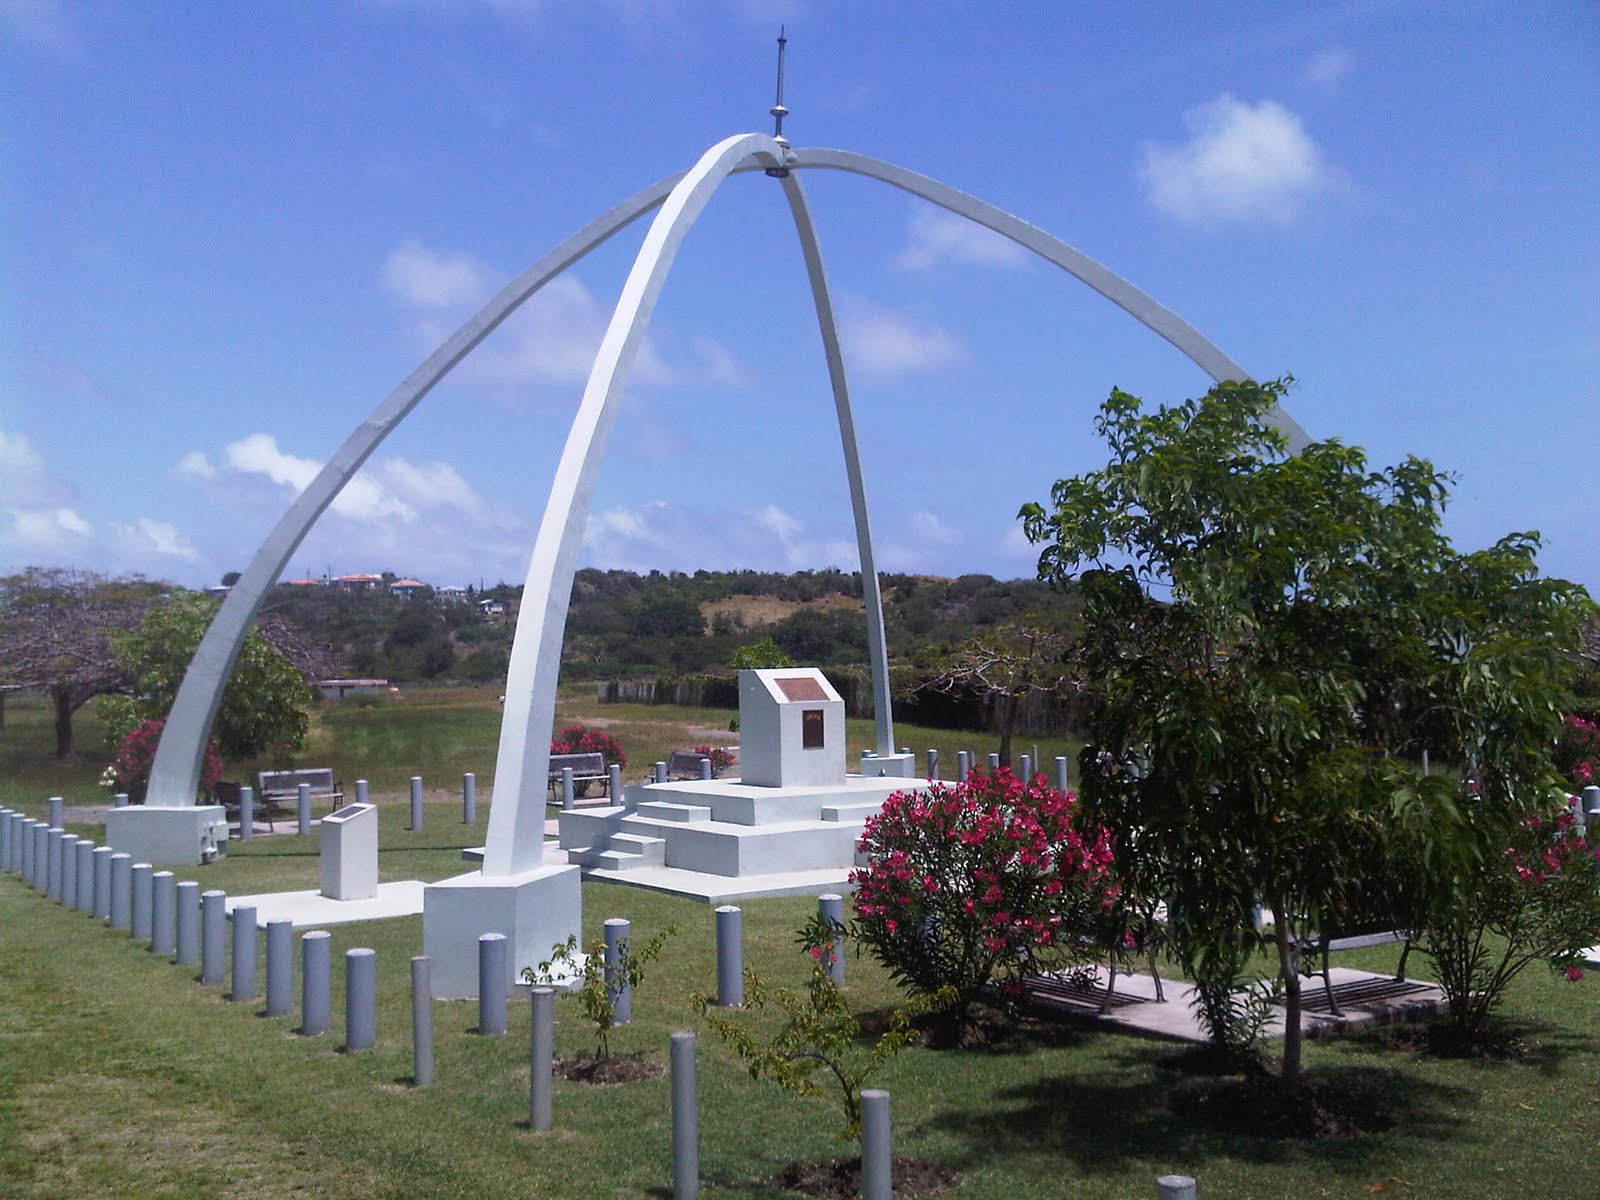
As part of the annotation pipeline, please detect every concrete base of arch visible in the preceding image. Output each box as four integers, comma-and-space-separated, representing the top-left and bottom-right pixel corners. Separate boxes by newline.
421, 860, 581, 1000
105, 805, 229, 867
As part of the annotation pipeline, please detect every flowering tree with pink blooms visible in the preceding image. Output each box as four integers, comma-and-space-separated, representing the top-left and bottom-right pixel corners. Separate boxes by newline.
107, 716, 222, 804
850, 768, 1117, 1038
1554, 715, 1600, 793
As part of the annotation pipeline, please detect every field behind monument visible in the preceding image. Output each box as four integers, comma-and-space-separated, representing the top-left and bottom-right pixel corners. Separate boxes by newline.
2, 688, 1598, 1198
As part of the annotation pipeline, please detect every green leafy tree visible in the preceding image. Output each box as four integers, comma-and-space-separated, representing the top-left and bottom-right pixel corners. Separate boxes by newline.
729, 635, 794, 670
105, 590, 313, 759
915, 623, 1073, 767
1019, 378, 1591, 1095
523, 925, 676, 1061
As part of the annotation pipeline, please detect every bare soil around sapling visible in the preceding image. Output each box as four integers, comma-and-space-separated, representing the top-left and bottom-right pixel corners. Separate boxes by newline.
553, 1052, 662, 1085
773, 1155, 959, 1200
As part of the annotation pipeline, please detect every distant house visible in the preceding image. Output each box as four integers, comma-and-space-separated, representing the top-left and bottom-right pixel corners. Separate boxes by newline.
478, 598, 507, 616
389, 578, 428, 600
333, 573, 383, 592
284, 578, 321, 588
314, 678, 389, 700
436, 585, 469, 602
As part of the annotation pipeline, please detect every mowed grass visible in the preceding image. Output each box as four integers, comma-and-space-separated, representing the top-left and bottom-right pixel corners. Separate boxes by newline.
2, 687, 1598, 1198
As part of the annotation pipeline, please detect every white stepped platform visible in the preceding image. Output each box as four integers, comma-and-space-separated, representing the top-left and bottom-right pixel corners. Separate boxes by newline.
558, 774, 929, 900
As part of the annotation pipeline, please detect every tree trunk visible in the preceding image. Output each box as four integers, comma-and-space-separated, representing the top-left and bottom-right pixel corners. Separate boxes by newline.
1271, 906, 1304, 1097
52, 689, 74, 758
997, 693, 1019, 769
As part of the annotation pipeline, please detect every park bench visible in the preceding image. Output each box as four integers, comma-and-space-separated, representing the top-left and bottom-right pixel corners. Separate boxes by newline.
667, 750, 712, 781
255, 768, 344, 830
1295, 925, 1415, 1017
547, 752, 612, 804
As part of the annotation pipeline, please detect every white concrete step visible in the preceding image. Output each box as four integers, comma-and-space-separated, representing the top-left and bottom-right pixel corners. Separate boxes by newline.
820, 802, 883, 823
566, 833, 666, 871
634, 801, 714, 824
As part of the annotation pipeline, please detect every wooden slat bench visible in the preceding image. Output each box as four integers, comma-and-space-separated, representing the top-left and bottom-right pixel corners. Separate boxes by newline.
667, 750, 711, 781
547, 752, 611, 804
256, 768, 344, 830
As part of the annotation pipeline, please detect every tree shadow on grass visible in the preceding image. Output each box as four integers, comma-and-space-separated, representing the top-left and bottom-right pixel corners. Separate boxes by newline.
920, 1045, 1473, 1182
1330, 1014, 1594, 1077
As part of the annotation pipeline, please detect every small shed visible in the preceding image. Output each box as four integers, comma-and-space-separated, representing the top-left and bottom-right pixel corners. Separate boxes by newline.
737, 668, 845, 789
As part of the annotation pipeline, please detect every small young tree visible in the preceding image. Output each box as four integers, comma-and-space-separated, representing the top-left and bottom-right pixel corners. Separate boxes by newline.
523, 924, 676, 1062
915, 624, 1074, 768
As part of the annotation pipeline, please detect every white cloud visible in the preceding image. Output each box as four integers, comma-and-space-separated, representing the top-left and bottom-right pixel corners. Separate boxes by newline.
577, 500, 859, 574
222, 433, 415, 523
1303, 48, 1354, 90
1139, 94, 1338, 226
174, 450, 218, 480
381, 238, 493, 309
895, 205, 1027, 271
838, 296, 967, 381
6, 506, 91, 556
117, 517, 198, 561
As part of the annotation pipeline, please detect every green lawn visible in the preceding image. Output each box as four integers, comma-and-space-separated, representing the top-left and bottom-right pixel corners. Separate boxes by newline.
2, 688, 1597, 1198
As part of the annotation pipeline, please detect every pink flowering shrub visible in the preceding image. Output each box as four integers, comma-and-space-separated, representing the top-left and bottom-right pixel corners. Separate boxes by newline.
1416, 802, 1600, 1035
850, 768, 1117, 1030
692, 744, 735, 778
550, 724, 627, 797
1554, 714, 1600, 791
107, 717, 223, 804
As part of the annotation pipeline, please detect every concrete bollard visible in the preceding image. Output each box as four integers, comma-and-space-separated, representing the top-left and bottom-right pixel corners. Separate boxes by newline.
561, 767, 575, 811
412, 956, 434, 1087
609, 763, 623, 808
239, 786, 254, 840
462, 773, 477, 825
530, 987, 554, 1130
92, 846, 113, 920
478, 933, 508, 1035
715, 905, 743, 1007
32, 824, 48, 891
109, 853, 132, 929
130, 863, 153, 941
302, 931, 332, 1036
860, 1089, 892, 1200
699, 756, 713, 781
0, 809, 11, 871
201, 890, 227, 985
1020, 753, 1033, 784
151, 871, 176, 956
654, 761, 668, 784
1584, 785, 1600, 824
927, 748, 939, 780
298, 783, 312, 835
409, 776, 423, 830
957, 750, 970, 781
18, 818, 33, 885
48, 794, 64, 830
46, 827, 64, 902
605, 917, 632, 1025
1055, 755, 1069, 791
58, 833, 79, 907
176, 881, 200, 965
671, 1031, 698, 1200
1156, 1175, 1198, 1200
231, 904, 258, 1001
818, 894, 846, 985
355, 778, 369, 805
346, 948, 377, 1051
74, 839, 95, 912
265, 919, 293, 1016
114, 791, 129, 807
988, 752, 1001, 771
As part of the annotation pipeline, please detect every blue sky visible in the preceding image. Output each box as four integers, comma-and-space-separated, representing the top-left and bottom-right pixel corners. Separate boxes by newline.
3, 1, 1596, 597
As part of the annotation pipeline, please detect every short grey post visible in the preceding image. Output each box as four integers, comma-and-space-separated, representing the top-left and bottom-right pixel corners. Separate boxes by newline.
114, 791, 128, 808
46, 827, 64, 901
1054, 755, 1069, 791
109, 852, 132, 929
302, 931, 332, 1036
239, 786, 254, 840
1421, 749, 1430, 775
462, 772, 477, 825
73, 839, 94, 911
265, 919, 293, 1016
988, 752, 1001, 771
561, 767, 575, 811
671, 1030, 698, 1200
926, 748, 938, 780
230, 904, 258, 1001
31, 824, 48, 890
297, 782, 312, 835
2, 812, 15, 873
604, 917, 632, 1025
860, 1089, 892, 1200
654, 761, 667, 784
48, 795, 64, 829
478, 933, 508, 1035
1020, 753, 1033, 784
201, 889, 227, 985
609, 763, 623, 807
355, 778, 369, 805
19, 819, 34, 885
176, 880, 200, 964
411, 956, 434, 1086
818, 894, 846, 984
58, 833, 79, 906
92, 846, 113, 920
530, 987, 554, 1130
1156, 1175, 1198, 1200
130, 862, 153, 941
1032, 743, 1040, 771
409, 776, 423, 829
957, 750, 970, 781
346, 947, 377, 1050
715, 905, 743, 1007
1584, 785, 1600, 824
151, 870, 176, 955
699, 756, 712, 781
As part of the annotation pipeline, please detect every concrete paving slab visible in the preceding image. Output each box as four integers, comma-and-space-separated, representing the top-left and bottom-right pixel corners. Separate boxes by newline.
225, 880, 427, 928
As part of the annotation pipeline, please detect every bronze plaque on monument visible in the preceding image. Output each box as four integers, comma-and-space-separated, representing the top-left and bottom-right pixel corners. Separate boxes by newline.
802, 708, 825, 749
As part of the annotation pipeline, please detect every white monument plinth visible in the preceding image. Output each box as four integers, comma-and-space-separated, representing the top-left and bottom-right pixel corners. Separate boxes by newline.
320, 802, 378, 901
422, 860, 582, 999
739, 668, 845, 788
105, 805, 228, 867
